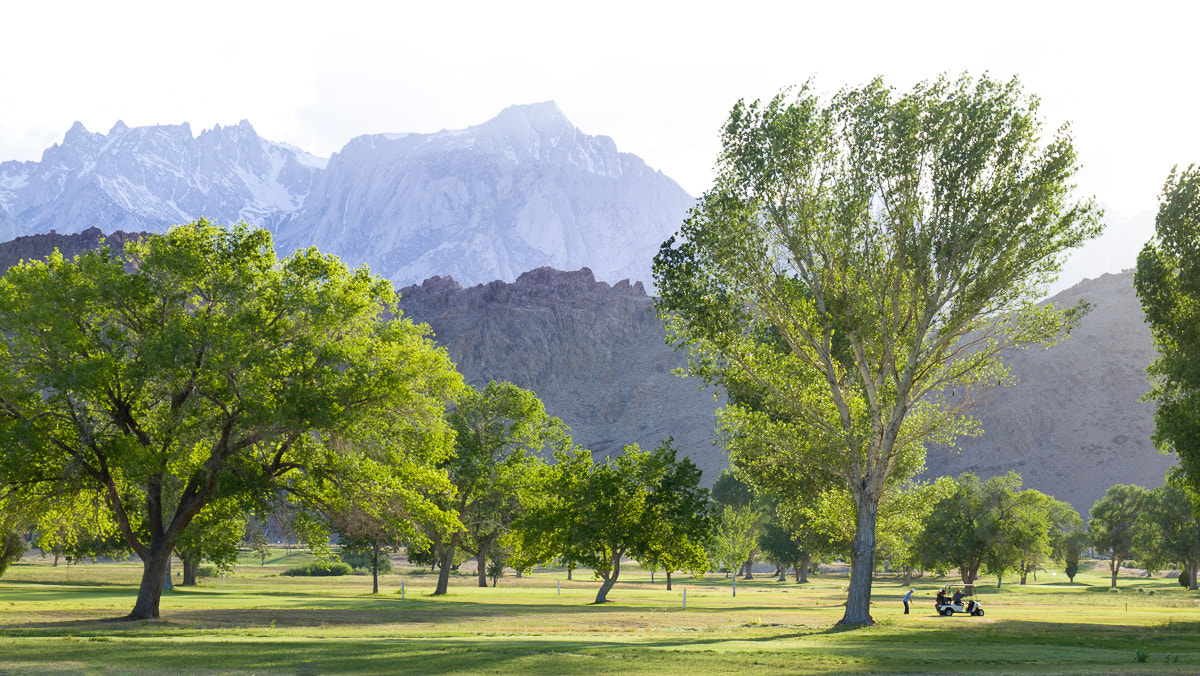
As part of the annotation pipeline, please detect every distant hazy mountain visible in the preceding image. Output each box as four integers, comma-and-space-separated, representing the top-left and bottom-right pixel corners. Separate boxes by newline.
0, 120, 325, 241
0, 103, 694, 289
275, 102, 694, 288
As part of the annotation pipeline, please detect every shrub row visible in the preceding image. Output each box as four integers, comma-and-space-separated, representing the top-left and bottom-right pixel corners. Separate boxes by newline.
281, 562, 352, 577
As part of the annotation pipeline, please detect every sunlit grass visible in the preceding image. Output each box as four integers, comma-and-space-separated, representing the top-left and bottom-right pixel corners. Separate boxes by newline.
1, 554, 1198, 674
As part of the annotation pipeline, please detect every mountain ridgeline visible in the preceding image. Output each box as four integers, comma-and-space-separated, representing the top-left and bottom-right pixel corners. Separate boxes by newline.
0, 104, 693, 289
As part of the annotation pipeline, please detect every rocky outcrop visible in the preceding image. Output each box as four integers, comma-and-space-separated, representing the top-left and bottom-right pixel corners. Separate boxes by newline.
397, 267, 724, 478
0, 227, 146, 271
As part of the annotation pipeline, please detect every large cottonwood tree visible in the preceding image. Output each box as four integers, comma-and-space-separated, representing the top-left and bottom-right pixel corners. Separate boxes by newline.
0, 220, 464, 619
653, 74, 1100, 624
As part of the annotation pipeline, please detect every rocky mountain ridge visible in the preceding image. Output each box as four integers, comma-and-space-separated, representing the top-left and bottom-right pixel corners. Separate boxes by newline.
0, 104, 693, 289
396, 267, 724, 478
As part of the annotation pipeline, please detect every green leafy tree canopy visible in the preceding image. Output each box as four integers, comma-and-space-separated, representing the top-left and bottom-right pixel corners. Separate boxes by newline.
0, 220, 464, 618
653, 74, 1100, 624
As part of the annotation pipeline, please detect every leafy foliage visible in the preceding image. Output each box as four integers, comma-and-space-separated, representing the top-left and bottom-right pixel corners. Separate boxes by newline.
0, 528, 23, 577
915, 473, 1076, 586
710, 504, 760, 580
281, 561, 352, 577
1135, 165, 1200, 487
1089, 484, 1150, 588
428, 381, 567, 593
0, 220, 463, 618
512, 441, 710, 603
653, 74, 1100, 624
1133, 471, 1200, 590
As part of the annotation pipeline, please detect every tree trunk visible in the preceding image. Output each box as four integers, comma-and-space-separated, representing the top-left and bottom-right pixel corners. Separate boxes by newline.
181, 551, 199, 586
742, 558, 754, 580
666, 570, 673, 591
777, 565, 786, 582
163, 557, 174, 592
1110, 557, 1121, 588
1190, 561, 1198, 591
371, 541, 380, 594
475, 537, 492, 588
594, 556, 621, 603
476, 552, 489, 588
434, 540, 455, 596
1019, 566, 1028, 585
997, 572, 1003, 587
128, 542, 174, 620
838, 490, 878, 626
798, 552, 811, 583
902, 565, 912, 587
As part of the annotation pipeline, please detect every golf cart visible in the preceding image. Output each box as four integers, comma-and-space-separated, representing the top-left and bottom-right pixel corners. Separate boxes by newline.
936, 584, 984, 616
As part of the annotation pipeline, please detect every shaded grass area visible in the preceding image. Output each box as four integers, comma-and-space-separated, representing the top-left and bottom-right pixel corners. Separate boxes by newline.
1, 557, 1198, 674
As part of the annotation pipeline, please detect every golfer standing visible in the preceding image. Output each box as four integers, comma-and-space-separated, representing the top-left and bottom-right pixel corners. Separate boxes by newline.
903, 588, 914, 614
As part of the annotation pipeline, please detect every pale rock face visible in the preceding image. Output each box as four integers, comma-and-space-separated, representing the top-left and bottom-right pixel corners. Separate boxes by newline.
0, 120, 324, 238
271, 101, 695, 288
1, 103, 693, 290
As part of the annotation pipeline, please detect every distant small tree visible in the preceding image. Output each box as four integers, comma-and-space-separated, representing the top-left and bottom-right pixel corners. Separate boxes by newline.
630, 440, 711, 591
710, 505, 761, 593
175, 499, 245, 586
243, 520, 272, 566
1062, 530, 1088, 583
430, 381, 567, 595
1089, 484, 1150, 588
486, 542, 511, 587
915, 474, 993, 584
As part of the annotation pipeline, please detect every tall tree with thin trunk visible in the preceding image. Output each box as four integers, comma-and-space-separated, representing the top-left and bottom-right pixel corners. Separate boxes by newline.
0, 220, 464, 619
654, 74, 1100, 625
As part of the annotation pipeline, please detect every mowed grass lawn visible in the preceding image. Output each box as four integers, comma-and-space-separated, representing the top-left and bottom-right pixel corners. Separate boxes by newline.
1, 551, 1198, 674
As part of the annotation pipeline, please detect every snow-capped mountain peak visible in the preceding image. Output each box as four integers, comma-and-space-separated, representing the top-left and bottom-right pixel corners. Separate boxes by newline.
1, 104, 693, 289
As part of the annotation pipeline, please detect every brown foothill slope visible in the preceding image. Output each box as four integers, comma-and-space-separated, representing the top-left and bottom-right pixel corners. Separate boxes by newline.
922, 270, 1172, 513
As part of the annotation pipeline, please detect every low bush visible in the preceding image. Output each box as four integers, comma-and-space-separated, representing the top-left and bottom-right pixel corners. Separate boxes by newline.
281, 562, 352, 577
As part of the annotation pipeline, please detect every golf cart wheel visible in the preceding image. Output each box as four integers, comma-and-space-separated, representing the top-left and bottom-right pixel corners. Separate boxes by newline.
944, 608, 954, 616
973, 609, 984, 616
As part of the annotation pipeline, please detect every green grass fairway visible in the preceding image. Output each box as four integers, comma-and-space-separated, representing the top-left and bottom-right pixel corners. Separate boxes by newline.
1, 554, 1198, 674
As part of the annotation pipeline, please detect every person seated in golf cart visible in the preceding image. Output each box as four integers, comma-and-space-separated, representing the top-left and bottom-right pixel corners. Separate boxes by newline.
935, 589, 948, 608
952, 588, 964, 606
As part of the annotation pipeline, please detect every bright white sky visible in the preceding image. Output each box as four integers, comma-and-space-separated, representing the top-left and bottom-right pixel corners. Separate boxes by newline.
2, 0, 1197, 286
